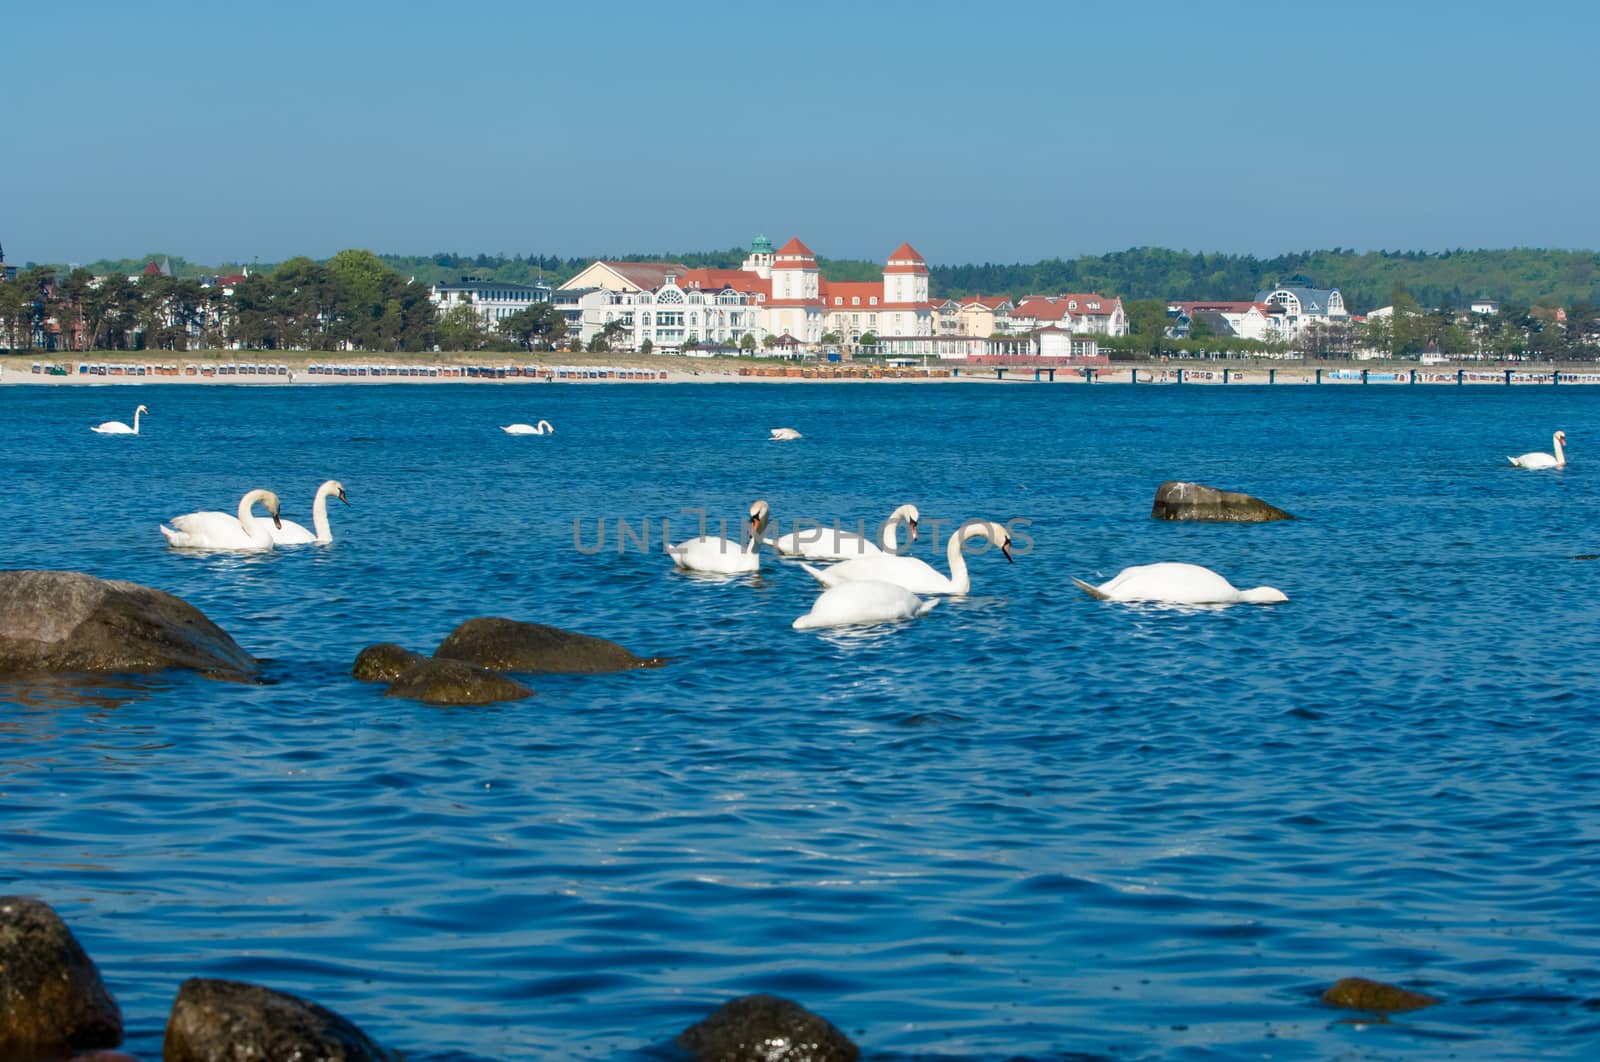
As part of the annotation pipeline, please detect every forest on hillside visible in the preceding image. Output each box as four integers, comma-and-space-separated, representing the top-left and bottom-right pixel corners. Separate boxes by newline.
34, 247, 1600, 313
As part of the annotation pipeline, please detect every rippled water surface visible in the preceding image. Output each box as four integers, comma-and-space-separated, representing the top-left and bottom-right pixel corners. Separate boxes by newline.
4, 380, 1600, 1060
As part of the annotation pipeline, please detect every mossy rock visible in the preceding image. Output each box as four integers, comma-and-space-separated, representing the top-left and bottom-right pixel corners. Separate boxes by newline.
0, 896, 123, 1057
675, 993, 858, 1061
1321, 976, 1440, 1013
163, 977, 394, 1061
385, 658, 534, 706
1151, 481, 1295, 522
434, 616, 668, 674
351, 642, 425, 684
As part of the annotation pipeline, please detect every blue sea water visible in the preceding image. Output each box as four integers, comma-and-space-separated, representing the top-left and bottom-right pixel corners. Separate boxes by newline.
3, 380, 1599, 1060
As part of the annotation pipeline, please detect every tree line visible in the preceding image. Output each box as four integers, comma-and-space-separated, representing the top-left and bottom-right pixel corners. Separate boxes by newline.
0, 250, 569, 354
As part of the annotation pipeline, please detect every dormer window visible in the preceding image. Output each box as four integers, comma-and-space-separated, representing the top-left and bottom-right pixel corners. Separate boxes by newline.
851, 297, 859, 306
870, 297, 878, 306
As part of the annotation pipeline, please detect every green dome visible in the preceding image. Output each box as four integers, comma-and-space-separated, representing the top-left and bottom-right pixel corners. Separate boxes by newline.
751, 235, 773, 254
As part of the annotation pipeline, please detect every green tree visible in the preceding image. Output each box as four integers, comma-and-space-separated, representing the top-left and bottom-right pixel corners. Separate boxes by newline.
739, 333, 757, 352
1123, 298, 1169, 337
497, 302, 565, 351
437, 303, 487, 351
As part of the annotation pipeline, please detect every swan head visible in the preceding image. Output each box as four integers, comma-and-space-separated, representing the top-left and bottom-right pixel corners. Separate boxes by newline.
890, 503, 920, 542
746, 499, 771, 546
266, 492, 283, 529
136, 404, 149, 414
323, 479, 350, 505
961, 519, 1013, 562
1556, 430, 1567, 446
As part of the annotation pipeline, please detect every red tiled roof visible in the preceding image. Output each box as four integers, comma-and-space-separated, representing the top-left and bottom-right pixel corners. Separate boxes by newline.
676, 268, 771, 297
884, 242, 928, 274
774, 237, 817, 260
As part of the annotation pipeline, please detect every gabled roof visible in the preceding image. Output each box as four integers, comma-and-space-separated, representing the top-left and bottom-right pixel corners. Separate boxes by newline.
884, 242, 928, 274
962, 295, 1012, 310
676, 268, 771, 297
1012, 297, 1075, 323
774, 237, 817, 260
1255, 286, 1339, 313
602, 261, 691, 290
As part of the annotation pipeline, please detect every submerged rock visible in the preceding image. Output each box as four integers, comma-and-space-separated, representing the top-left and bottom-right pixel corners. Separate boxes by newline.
1321, 976, 1441, 1013
384, 658, 534, 706
163, 977, 394, 1062
675, 993, 859, 1062
433, 616, 668, 673
0, 896, 124, 1058
0, 570, 256, 679
351, 642, 425, 684
1151, 481, 1295, 522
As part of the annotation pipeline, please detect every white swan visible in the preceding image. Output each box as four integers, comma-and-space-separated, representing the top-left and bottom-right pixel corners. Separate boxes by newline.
91, 404, 148, 435
668, 500, 771, 574
268, 480, 348, 545
793, 580, 938, 630
160, 489, 283, 551
802, 519, 1013, 594
773, 503, 919, 560
770, 427, 802, 441
1072, 562, 1287, 605
503, 420, 554, 435
1508, 430, 1566, 469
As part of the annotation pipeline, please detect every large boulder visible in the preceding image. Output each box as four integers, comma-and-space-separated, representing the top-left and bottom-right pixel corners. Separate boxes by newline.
433, 617, 668, 673
1151, 481, 1295, 523
384, 658, 534, 706
1321, 976, 1440, 1013
675, 994, 859, 1062
351, 642, 425, 684
0, 897, 124, 1058
163, 978, 394, 1062
0, 570, 256, 679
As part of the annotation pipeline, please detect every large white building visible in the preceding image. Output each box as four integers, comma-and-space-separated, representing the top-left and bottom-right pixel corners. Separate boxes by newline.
430, 278, 553, 329
557, 237, 936, 352
1254, 285, 1347, 336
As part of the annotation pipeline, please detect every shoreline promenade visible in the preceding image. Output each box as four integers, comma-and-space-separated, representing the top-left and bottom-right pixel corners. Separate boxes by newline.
5, 353, 1598, 387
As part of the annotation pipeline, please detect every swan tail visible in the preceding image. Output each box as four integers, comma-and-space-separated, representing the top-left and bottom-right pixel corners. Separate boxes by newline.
159, 525, 185, 547
1072, 577, 1111, 600
799, 562, 835, 587
915, 597, 939, 617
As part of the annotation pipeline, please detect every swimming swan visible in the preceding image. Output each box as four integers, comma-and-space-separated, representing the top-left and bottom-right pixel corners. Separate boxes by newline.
160, 489, 283, 551
668, 499, 771, 574
91, 404, 148, 435
802, 519, 1013, 594
268, 480, 349, 544
1072, 562, 1287, 605
774, 503, 919, 560
770, 427, 802, 441
503, 420, 554, 435
1508, 430, 1566, 469
793, 580, 938, 630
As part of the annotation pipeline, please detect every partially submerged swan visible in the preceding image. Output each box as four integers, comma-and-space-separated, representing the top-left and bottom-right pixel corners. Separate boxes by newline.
160, 489, 283, 551
1072, 562, 1286, 605
793, 580, 938, 630
802, 519, 1012, 594
668, 500, 771, 574
1508, 430, 1566, 469
91, 404, 148, 435
769, 427, 802, 441
774, 503, 919, 560
503, 420, 554, 435
268, 480, 349, 545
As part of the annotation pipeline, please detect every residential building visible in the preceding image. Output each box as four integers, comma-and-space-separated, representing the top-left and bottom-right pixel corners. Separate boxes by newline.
1165, 300, 1284, 342
1254, 284, 1347, 335
952, 295, 1015, 337
430, 277, 553, 329
1011, 293, 1126, 336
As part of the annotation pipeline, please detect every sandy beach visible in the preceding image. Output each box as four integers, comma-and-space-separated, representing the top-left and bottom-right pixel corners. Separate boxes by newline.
4, 353, 1596, 387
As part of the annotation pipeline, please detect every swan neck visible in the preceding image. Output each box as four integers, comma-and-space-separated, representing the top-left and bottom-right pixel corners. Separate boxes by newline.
132, 408, 141, 432
944, 527, 972, 593
312, 487, 332, 541
1555, 434, 1566, 463
237, 492, 259, 536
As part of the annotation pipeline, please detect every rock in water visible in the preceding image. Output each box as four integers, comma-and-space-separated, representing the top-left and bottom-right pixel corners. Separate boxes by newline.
163, 978, 394, 1062
1150, 481, 1295, 522
675, 993, 859, 1061
0, 570, 257, 679
351, 642, 425, 683
0, 897, 124, 1058
433, 616, 668, 673
1321, 976, 1440, 1013
384, 658, 535, 706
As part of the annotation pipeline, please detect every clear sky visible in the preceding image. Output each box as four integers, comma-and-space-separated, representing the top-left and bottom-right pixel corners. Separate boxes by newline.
7, 0, 1598, 268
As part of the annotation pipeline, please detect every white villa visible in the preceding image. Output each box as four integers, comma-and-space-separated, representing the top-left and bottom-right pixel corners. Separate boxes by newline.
1166, 300, 1285, 342
1254, 284, 1347, 336
1009, 293, 1127, 336
430, 278, 553, 328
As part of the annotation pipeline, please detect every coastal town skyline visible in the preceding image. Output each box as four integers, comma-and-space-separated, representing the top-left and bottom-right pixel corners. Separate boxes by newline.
10, 0, 1599, 266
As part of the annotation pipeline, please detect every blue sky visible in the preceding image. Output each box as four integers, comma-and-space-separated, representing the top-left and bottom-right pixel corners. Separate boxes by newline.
7, 0, 1597, 267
